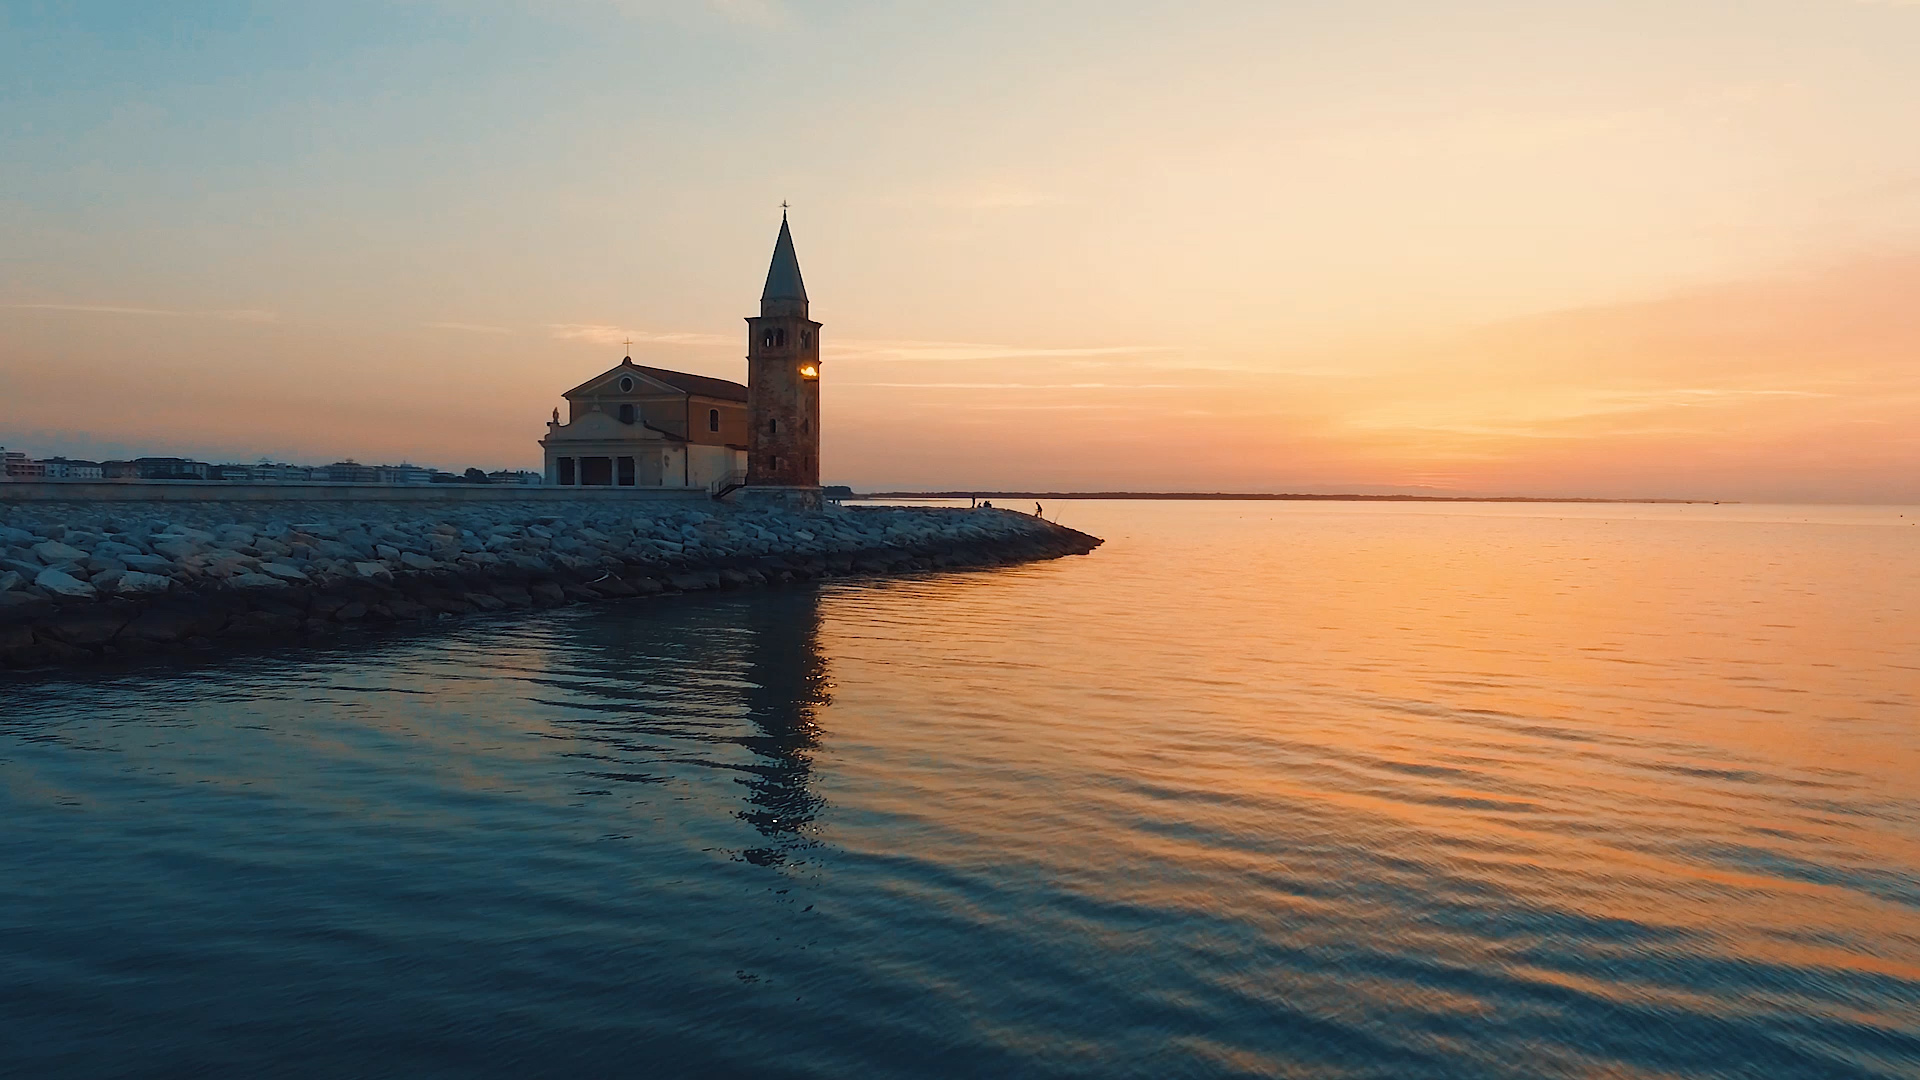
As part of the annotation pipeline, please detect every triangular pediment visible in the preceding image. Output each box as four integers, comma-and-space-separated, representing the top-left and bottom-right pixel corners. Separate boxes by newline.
564, 360, 689, 400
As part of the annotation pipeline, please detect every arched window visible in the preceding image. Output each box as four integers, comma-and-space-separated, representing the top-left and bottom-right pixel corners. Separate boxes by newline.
768, 419, 778, 434
618, 403, 635, 424
708, 409, 720, 432
762, 328, 777, 347
774, 328, 787, 347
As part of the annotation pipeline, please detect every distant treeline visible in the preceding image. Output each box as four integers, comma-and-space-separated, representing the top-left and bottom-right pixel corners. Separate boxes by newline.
856, 492, 1716, 504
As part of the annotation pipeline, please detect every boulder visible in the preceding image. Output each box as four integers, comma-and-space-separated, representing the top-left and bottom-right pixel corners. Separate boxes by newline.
113, 571, 175, 596
151, 537, 201, 559
32, 540, 89, 564
43, 606, 131, 648
0, 592, 53, 622
399, 552, 439, 571
0, 621, 37, 653
260, 562, 311, 582
34, 568, 97, 599
120, 553, 177, 573
230, 572, 287, 589
0, 571, 20, 593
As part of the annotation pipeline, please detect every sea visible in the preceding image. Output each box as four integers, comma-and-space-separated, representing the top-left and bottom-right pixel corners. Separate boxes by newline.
2, 501, 1916, 1079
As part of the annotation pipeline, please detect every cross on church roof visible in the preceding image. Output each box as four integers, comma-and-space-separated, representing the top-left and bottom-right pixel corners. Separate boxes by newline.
622, 338, 633, 352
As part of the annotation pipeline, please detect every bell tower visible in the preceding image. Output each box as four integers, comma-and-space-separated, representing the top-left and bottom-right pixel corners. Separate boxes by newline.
746, 209, 822, 488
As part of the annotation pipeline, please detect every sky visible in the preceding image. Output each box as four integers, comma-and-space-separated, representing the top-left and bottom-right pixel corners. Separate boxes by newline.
2, 0, 1918, 500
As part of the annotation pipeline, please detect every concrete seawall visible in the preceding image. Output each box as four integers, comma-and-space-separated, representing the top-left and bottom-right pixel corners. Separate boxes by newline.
0, 497, 1102, 671
0, 480, 708, 504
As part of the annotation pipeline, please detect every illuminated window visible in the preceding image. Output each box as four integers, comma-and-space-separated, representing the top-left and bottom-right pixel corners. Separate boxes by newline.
798, 364, 819, 379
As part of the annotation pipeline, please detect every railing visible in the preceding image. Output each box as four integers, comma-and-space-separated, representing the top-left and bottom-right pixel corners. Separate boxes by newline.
707, 470, 749, 500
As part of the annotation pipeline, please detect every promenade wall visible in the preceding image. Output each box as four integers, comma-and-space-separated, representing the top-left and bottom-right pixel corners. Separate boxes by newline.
0, 481, 707, 504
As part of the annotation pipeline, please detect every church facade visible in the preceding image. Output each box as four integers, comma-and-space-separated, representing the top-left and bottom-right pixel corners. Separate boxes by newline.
540, 214, 822, 496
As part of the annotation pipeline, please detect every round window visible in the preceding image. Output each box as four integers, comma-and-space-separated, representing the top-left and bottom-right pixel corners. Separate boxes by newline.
619, 377, 634, 393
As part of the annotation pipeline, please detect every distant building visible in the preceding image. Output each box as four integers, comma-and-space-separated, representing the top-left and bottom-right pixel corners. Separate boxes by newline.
42, 458, 104, 480
2, 451, 45, 481
249, 462, 313, 483
101, 460, 139, 479
133, 457, 210, 480
376, 463, 434, 485
487, 469, 542, 486
319, 461, 378, 484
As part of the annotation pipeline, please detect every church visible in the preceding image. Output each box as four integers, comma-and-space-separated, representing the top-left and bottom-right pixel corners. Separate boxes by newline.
540, 213, 823, 500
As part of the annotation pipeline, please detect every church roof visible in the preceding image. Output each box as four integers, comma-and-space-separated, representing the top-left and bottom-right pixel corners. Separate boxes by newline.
563, 359, 748, 402
761, 216, 807, 304
631, 363, 748, 402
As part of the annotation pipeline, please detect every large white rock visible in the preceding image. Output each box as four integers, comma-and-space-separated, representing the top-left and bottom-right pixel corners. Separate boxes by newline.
32, 540, 89, 564
151, 537, 200, 559
35, 568, 98, 599
114, 571, 174, 595
121, 553, 176, 573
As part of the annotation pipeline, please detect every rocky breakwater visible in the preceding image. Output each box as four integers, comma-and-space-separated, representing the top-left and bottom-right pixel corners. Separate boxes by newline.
0, 500, 1101, 670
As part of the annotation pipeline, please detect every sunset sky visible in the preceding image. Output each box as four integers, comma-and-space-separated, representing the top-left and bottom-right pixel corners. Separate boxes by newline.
3, 1, 1918, 499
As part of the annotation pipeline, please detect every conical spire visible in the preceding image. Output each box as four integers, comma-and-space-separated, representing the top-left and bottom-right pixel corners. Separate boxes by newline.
760, 212, 808, 317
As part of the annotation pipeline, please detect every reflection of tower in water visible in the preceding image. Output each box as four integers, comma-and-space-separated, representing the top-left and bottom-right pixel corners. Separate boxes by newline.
539, 588, 832, 867
733, 589, 831, 866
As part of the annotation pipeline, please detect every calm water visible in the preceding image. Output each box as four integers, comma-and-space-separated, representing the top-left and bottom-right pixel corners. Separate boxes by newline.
2, 502, 1917, 1079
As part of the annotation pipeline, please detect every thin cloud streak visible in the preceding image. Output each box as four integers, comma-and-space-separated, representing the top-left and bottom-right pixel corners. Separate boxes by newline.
425, 321, 514, 334
846, 382, 1196, 390
549, 324, 733, 346
7, 303, 277, 322
835, 339, 1176, 363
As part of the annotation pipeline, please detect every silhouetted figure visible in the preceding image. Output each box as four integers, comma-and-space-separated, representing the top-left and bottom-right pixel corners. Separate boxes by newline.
1035, 502, 1043, 517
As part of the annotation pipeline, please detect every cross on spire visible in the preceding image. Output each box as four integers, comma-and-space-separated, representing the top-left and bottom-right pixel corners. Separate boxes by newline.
780, 199, 789, 219
622, 337, 633, 353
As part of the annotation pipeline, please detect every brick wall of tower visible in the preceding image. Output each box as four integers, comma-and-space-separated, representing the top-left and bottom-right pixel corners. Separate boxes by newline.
745, 316, 821, 487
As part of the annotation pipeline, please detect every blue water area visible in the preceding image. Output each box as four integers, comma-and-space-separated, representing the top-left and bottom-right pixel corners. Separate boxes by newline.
3, 503, 1918, 1078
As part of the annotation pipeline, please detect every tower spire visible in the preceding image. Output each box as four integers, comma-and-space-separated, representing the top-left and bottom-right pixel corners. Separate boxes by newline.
760, 213, 808, 317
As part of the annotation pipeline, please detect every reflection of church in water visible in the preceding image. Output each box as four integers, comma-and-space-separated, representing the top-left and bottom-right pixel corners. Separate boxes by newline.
561, 588, 831, 867
540, 212, 823, 499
